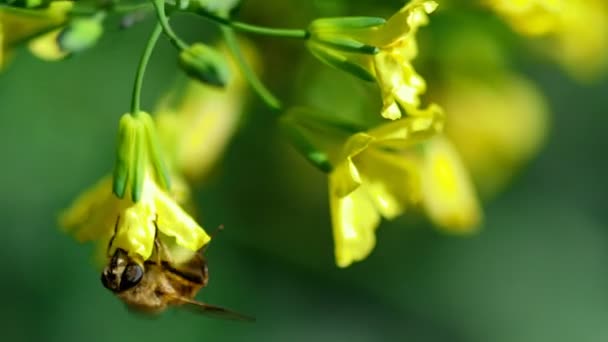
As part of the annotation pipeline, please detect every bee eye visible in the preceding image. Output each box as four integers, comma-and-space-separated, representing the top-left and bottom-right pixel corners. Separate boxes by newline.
119, 264, 144, 291
101, 270, 114, 291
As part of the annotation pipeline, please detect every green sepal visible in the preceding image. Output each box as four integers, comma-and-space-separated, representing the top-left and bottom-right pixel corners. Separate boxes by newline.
130, 118, 146, 203
313, 35, 378, 55
58, 15, 104, 54
307, 43, 375, 82
178, 43, 230, 87
310, 17, 386, 32
112, 114, 138, 199
280, 115, 333, 173
139, 112, 171, 191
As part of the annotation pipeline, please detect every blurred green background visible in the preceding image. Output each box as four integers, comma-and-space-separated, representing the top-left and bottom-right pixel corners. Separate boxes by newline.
2, 0, 608, 341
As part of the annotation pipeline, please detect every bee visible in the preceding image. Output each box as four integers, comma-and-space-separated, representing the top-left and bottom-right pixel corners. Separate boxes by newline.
100, 238, 253, 321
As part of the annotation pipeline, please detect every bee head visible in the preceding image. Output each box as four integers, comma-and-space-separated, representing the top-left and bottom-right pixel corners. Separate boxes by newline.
101, 249, 144, 293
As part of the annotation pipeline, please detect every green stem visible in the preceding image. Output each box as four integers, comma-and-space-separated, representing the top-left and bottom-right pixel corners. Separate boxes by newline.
131, 23, 163, 115
197, 10, 309, 39
152, 0, 188, 50
222, 27, 281, 110
69, 2, 152, 16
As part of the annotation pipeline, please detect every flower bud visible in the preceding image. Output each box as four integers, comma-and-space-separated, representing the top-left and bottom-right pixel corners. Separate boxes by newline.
58, 16, 104, 54
113, 114, 140, 199
178, 43, 230, 87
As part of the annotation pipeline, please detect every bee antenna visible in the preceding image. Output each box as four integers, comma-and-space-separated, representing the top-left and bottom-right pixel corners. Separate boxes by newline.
202, 224, 224, 253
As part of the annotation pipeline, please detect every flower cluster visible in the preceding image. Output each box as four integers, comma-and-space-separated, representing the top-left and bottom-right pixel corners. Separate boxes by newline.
283, 1, 482, 267
0, 0, 597, 272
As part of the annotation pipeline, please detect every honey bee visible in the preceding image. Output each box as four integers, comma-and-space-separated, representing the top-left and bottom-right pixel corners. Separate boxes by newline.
101, 240, 254, 321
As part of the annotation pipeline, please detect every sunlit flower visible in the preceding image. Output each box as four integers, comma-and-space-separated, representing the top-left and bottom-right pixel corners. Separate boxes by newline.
484, 0, 608, 80
60, 172, 210, 266
308, 0, 439, 120
60, 112, 211, 266
329, 106, 443, 267
0, 1, 72, 68
438, 73, 549, 195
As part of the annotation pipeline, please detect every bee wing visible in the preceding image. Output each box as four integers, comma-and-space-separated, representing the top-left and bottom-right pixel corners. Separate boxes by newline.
174, 296, 255, 322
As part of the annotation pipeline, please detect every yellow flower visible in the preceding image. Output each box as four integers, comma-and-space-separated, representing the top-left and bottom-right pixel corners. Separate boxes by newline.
155, 41, 256, 183
438, 73, 549, 195
420, 134, 482, 231
60, 112, 211, 266
329, 106, 443, 267
326, 105, 483, 266
0, 1, 72, 68
308, 0, 439, 120
484, 0, 608, 80
155, 78, 248, 183
60, 172, 209, 265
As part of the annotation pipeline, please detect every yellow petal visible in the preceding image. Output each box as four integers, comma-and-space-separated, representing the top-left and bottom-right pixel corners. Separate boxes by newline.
112, 201, 156, 260
59, 176, 122, 242
156, 231, 199, 265
355, 149, 420, 219
154, 186, 210, 252
329, 172, 380, 268
359, 0, 438, 47
367, 106, 444, 150
28, 28, 68, 61
421, 135, 481, 232
331, 133, 374, 197
374, 48, 426, 120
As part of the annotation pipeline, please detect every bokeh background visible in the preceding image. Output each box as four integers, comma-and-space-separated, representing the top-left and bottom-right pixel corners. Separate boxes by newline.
2, 0, 608, 341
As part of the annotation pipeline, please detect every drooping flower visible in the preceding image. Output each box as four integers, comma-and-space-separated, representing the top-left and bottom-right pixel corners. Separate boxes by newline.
60, 112, 211, 266
308, 0, 440, 119
60, 172, 210, 266
283, 99, 481, 267
60, 40, 254, 262
328, 106, 445, 267
484, 0, 608, 80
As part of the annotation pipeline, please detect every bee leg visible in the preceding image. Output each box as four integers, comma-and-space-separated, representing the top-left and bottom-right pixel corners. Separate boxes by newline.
152, 219, 175, 266
153, 238, 163, 266
106, 215, 120, 257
